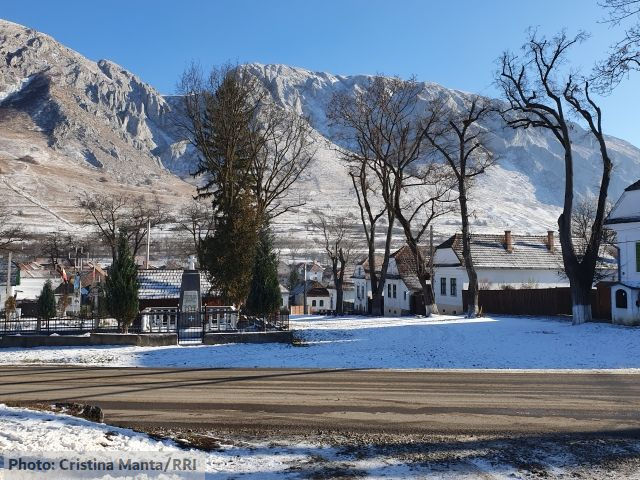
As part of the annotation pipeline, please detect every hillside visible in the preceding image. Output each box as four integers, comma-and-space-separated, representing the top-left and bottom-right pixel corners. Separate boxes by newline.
1, 19, 639, 243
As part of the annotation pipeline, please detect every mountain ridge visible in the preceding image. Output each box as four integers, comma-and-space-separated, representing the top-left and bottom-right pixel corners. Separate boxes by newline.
1, 19, 639, 240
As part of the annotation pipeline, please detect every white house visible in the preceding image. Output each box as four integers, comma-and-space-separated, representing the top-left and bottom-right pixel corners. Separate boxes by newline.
352, 255, 385, 314
383, 245, 429, 317
0, 257, 19, 308
296, 261, 325, 283
279, 284, 289, 310
433, 231, 568, 314
605, 179, 640, 325
289, 280, 331, 314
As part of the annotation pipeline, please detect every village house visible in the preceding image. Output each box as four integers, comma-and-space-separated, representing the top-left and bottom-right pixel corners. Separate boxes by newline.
289, 280, 331, 314
295, 261, 325, 283
0, 257, 19, 309
433, 231, 569, 314
383, 245, 429, 317
280, 284, 289, 310
352, 255, 384, 314
605, 179, 640, 325
322, 265, 357, 313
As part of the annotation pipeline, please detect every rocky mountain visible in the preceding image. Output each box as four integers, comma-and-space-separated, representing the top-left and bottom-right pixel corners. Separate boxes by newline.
1, 19, 639, 242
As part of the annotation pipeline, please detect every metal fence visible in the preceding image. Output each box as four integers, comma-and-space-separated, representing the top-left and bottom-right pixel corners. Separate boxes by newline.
0, 314, 132, 335
1, 306, 289, 340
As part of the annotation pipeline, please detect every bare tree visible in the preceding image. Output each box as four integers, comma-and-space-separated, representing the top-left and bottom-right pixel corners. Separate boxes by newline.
178, 63, 314, 222
308, 214, 357, 315
0, 205, 27, 253
596, 0, 640, 90
572, 196, 616, 282
42, 230, 74, 266
78, 193, 169, 262
498, 31, 613, 324
327, 76, 402, 316
424, 96, 497, 317
175, 199, 216, 264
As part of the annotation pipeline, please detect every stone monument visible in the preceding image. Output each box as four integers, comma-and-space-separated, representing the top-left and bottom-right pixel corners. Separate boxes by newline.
179, 255, 201, 327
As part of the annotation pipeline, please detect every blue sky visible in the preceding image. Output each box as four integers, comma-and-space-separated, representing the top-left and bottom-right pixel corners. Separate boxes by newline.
3, 0, 640, 146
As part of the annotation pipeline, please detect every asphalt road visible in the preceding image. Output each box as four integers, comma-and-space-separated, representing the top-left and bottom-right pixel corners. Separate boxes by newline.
1, 366, 639, 436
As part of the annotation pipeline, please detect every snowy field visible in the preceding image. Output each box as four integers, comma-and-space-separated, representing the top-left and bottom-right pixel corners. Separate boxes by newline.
1, 314, 640, 370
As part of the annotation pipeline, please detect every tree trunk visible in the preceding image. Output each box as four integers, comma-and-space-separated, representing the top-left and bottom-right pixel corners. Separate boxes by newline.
370, 292, 383, 317
336, 282, 344, 315
570, 278, 593, 325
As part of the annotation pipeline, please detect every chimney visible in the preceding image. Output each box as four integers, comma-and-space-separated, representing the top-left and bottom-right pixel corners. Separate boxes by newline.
504, 230, 513, 253
547, 230, 555, 253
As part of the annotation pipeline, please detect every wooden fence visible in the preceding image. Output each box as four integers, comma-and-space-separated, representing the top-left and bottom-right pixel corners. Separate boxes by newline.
289, 305, 305, 315
462, 284, 612, 321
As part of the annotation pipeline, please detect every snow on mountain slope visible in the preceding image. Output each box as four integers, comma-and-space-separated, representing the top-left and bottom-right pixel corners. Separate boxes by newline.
0, 19, 639, 238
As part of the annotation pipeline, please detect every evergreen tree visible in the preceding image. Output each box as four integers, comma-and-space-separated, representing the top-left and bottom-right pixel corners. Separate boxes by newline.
246, 225, 282, 317
105, 230, 139, 333
36, 279, 57, 331
201, 193, 259, 307
37, 280, 57, 321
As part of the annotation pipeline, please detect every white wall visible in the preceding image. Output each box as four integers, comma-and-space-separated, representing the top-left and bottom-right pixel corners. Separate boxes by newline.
612, 224, 640, 285
611, 284, 640, 325
383, 279, 412, 316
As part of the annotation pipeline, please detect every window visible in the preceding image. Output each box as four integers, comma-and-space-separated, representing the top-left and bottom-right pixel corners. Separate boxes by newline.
312, 300, 317, 307
320, 299, 324, 307
636, 242, 640, 272
616, 289, 628, 309
393, 284, 397, 298
440, 277, 447, 296
388, 284, 392, 298
404, 291, 407, 301
450, 278, 457, 297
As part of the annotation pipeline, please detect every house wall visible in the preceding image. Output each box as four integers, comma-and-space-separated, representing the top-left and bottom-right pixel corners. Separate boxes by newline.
383, 278, 412, 316
611, 284, 640, 325
434, 262, 571, 315
614, 222, 640, 285
307, 295, 329, 314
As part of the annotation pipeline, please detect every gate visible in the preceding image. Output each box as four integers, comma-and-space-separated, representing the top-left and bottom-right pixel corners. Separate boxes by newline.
177, 308, 204, 344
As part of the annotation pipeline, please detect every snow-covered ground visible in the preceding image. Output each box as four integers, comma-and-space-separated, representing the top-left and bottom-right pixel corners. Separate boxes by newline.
2, 404, 640, 479
0, 404, 467, 479
1, 314, 640, 370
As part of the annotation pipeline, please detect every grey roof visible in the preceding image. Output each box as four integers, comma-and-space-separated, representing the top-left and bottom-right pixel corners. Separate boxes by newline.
436, 233, 564, 270
0, 259, 19, 286
137, 269, 214, 300
391, 245, 429, 292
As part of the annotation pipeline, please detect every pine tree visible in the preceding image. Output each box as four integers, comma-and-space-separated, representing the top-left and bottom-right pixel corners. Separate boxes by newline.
246, 225, 282, 317
200, 192, 259, 306
37, 280, 57, 321
36, 279, 57, 331
105, 230, 139, 333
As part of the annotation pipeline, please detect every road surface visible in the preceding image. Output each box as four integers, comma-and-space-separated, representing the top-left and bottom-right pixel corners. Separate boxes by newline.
0, 366, 638, 436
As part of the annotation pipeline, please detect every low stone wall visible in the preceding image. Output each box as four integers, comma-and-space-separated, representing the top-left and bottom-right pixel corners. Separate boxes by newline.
203, 331, 293, 345
0, 333, 177, 348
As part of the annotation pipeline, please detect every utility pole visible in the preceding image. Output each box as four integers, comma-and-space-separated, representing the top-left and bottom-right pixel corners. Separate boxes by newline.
6, 250, 12, 299
303, 262, 308, 315
146, 218, 151, 269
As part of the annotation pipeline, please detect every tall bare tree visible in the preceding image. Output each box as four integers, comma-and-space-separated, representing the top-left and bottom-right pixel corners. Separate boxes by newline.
327, 76, 402, 316
308, 214, 357, 315
498, 31, 613, 324
42, 230, 74, 266
179, 63, 314, 222
175, 199, 216, 264
596, 0, 640, 90
424, 96, 497, 317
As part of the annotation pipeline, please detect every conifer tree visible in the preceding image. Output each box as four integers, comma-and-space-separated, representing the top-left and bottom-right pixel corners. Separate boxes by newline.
200, 193, 258, 306
105, 230, 139, 333
37, 279, 57, 331
37, 280, 57, 321
246, 225, 282, 317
